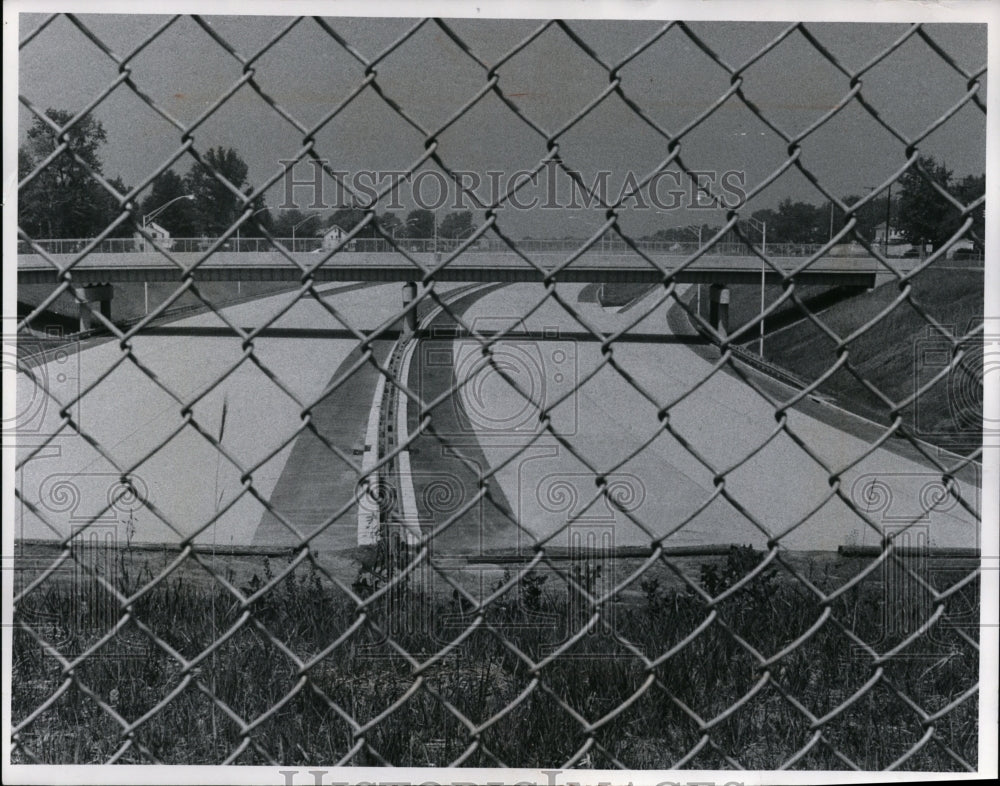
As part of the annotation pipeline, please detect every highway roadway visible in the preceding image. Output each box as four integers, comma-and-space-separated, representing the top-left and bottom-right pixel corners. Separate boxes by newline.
14, 279, 980, 558
399, 283, 980, 554
14, 282, 419, 549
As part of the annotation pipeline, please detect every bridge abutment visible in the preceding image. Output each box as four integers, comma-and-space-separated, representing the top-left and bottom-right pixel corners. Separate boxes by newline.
74, 284, 113, 332
708, 283, 730, 337
401, 282, 418, 333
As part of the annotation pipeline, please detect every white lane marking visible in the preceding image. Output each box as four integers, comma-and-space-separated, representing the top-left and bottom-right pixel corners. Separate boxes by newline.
395, 336, 423, 546
392, 284, 496, 546
356, 366, 387, 546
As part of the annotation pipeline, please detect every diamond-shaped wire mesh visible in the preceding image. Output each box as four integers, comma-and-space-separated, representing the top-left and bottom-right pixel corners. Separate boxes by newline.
11, 14, 986, 770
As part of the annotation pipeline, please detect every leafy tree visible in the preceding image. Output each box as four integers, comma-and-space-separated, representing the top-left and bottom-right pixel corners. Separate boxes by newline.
184, 146, 249, 236
404, 209, 434, 239
897, 156, 959, 251
328, 207, 374, 236
438, 210, 474, 240
647, 224, 715, 244
760, 199, 826, 244
18, 108, 123, 238
139, 169, 198, 237
954, 173, 985, 251
238, 189, 271, 238
271, 209, 319, 238
378, 211, 404, 239
97, 176, 134, 239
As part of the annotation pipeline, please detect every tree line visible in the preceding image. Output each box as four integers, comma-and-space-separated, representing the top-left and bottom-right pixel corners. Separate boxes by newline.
647, 163, 984, 252
18, 107, 984, 253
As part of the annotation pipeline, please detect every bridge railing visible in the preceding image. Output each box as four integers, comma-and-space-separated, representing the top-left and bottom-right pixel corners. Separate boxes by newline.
17, 236, 829, 256
16, 236, 987, 263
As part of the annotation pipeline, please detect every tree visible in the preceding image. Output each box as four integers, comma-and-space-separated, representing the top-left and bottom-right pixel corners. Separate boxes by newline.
239, 189, 271, 238
404, 209, 434, 239
378, 211, 404, 239
438, 211, 474, 240
647, 224, 717, 244
328, 207, 374, 236
271, 209, 318, 238
184, 146, 249, 236
139, 169, 198, 237
97, 176, 134, 239
762, 199, 826, 244
18, 108, 122, 238
897, 156, 958, 251
954, 173, 985, 251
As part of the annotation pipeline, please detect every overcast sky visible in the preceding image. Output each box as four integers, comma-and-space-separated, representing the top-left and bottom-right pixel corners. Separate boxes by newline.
17, 13, 988, 238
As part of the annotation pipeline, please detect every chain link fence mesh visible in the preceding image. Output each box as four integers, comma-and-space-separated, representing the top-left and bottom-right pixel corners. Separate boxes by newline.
11, 13, 986, 770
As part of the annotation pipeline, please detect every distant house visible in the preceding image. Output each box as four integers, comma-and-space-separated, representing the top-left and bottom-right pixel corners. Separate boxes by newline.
873, 222, 905, 246
322, 225, 349, 250
135, 221, 172, 251
945, 238, 977, 259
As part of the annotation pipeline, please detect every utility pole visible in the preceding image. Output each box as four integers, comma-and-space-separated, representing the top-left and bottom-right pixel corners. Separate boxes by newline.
884, 182, 892, 256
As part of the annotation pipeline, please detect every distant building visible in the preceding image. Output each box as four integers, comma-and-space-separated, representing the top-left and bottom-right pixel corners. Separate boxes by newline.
322, 225, 348, 250
135, 221, 172, 252
873, 222, 904, 245
945, 238, 976, 259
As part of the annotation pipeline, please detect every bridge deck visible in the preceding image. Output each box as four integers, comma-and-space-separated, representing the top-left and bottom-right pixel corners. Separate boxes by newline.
17, 251, 891, 287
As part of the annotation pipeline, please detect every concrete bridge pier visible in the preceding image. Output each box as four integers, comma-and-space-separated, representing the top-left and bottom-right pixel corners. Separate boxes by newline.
401, 282, 418, 333
74, 284, 113, 332
708, 283, 730, 337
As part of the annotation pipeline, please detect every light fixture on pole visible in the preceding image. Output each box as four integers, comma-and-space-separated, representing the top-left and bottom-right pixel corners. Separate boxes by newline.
141, 193, 194, 233
403, 216, 437, 257
683, 225, 704, 316
140, 194, 194, 314
292, 214, 319, 252
236, 206, 270, 254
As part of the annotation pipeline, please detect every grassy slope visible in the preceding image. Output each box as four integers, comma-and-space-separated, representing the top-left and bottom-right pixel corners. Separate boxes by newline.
686, 270, 984, 451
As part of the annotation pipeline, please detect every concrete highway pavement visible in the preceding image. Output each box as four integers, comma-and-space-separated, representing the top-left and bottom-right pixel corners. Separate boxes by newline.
15, 277, 979, 557
412, 283, 980, 553
14, 282, 414, 548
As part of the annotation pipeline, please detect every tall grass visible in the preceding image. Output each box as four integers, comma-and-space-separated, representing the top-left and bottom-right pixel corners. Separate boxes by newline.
11, 545, 978, 769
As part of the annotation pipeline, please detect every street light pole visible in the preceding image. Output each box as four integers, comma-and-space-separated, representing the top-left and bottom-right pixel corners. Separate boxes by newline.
141, 193, 194, 233
884, 182, 892, 256
140, 193, 194, 314
237, 206, 270, 255
292, 214, 318, 253
683, 224, 704, 316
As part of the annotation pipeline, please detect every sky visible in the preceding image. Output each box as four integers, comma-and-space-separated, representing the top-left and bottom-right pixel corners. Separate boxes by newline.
16, 12, 989, 239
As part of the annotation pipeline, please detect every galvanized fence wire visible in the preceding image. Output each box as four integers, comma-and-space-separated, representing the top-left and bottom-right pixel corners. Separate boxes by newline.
12, 15, 985, 769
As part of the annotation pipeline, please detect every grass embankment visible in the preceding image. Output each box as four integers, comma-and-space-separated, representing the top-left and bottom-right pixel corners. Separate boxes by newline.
12, 545, 978, 768
677, 269, 983, 449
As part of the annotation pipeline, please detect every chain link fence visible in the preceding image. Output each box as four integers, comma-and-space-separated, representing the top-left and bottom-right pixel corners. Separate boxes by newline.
11, 14, 987, 771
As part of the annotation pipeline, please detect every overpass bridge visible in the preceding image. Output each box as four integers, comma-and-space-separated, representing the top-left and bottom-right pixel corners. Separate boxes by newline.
18, 250, 893, 334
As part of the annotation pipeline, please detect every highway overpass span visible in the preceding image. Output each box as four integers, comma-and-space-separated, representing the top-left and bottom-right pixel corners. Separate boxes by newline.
18, 251, 883, 287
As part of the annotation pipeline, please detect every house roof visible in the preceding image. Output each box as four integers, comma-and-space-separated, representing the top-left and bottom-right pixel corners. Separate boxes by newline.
873, 221, 901, 233
140, 221, 170, 237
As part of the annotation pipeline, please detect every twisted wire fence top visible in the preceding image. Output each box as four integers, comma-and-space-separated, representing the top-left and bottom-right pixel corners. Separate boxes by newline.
10, 11, 988, 772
